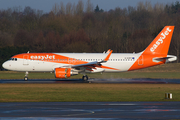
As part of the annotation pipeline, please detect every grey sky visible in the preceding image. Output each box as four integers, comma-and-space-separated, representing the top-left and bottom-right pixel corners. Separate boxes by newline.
0, 0, 179, 13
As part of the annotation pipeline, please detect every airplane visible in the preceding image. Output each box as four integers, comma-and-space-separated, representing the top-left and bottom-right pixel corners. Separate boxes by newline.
2, 26, 177, 81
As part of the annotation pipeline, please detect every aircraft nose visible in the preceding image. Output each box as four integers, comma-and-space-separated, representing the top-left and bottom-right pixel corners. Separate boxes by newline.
2, 61, 9, 70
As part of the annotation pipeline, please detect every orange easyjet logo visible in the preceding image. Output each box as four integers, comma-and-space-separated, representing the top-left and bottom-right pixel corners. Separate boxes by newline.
150, 27, 172, 52
30, 55, 55, 59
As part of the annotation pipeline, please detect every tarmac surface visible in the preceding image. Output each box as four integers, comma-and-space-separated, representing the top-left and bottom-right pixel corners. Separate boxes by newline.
0, 78, 180, 84
0, 102, 180, 119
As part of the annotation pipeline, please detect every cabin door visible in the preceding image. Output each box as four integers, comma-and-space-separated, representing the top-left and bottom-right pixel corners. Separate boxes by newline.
23, 55, 29, 65
138, 55, 143, 66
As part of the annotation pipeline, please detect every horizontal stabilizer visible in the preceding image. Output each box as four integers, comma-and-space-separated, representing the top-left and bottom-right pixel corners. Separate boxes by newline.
153, 55, 177, 63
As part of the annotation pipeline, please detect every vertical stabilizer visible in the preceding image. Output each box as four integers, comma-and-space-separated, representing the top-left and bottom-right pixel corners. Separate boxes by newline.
128, 26, 175, 71
143, 26, 174, 55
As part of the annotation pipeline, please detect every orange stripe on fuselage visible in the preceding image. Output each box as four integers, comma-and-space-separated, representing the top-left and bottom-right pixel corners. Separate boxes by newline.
12, 53, 87, 65
101, 65, 119, 71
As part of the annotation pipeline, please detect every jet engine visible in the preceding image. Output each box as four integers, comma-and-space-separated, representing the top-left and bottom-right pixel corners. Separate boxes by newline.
54, 68, 78, 79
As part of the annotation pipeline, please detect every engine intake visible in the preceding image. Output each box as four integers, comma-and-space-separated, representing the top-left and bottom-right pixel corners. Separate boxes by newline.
54, 68, 71, 78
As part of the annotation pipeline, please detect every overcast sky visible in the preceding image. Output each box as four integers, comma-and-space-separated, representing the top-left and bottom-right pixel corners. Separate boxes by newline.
0, 0, 179, 13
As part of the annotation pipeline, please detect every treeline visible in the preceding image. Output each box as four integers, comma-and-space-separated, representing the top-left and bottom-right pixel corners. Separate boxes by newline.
0, 0, 180, 69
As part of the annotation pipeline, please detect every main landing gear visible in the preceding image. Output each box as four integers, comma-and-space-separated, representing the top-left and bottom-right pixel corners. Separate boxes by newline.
24, 71, 28, 81
82, 75, 88, 81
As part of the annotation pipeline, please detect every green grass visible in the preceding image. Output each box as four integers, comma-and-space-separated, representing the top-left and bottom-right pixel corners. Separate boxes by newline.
0, 63, 180, 102
0, 84, 180, 102
0, 71, 54, 79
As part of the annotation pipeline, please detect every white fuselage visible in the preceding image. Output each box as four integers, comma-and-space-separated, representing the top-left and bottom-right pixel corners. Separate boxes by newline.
2, 53, 141, 73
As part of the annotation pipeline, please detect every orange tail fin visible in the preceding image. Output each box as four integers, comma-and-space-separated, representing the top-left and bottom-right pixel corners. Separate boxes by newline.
143, 26, 174, 55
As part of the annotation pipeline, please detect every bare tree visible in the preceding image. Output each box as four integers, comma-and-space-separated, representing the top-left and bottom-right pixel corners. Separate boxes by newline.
60, 2, 65, 14
76, 0, 84, 15
145, 1, 153, 12
72, 3, 76, 15
154, 3, 164, 14
137, 1, 145, 11
86, 0, 94, 13
52, 3, 59, 15
66, 2, 72, 15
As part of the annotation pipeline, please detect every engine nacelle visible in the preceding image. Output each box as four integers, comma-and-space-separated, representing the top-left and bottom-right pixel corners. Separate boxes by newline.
54, 68, 71, 78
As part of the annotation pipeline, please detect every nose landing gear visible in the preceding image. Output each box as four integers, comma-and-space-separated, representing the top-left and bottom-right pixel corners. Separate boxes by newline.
24, 71, 28, 81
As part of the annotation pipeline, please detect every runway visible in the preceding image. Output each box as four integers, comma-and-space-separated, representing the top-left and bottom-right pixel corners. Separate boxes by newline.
0, 78, 180, 84
0, 102, 180, 119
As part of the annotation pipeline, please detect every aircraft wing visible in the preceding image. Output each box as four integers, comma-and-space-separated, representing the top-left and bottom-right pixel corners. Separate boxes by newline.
63, 50, 113, 71
72, 50, 113, 71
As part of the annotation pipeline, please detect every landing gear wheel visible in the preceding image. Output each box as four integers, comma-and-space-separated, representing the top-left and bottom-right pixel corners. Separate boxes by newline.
82, 75, 88, 81
24, 71, 29, 81
24, 77, 28, 81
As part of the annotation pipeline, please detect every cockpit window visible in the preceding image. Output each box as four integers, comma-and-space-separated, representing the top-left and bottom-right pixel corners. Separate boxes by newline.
10, 58, 17, 61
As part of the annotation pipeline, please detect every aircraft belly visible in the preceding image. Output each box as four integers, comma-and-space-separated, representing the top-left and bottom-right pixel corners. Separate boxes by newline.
103, 61, 137, 72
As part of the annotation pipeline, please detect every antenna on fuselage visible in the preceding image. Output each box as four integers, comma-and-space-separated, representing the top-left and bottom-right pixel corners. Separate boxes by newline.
27, 51, 29, 53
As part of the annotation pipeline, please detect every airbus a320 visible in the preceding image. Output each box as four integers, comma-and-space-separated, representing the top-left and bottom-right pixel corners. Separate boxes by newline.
2, 26, 177, 80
